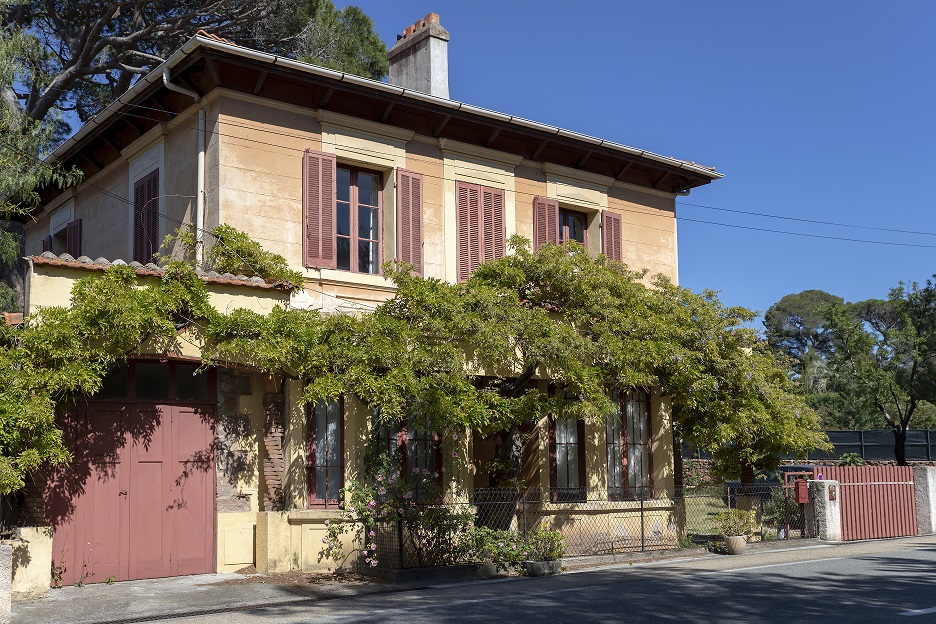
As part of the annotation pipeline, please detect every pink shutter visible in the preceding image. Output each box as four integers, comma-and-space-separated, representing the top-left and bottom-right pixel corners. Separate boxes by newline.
146, 171, 159, 263
396, 169, 423, 275
533, 196, 559, 251
456, 181, 480, 282
488, 186, 505, 261
602, 211, 622, 262
66, 219, 82, 258
302, 150, 337, 269
41, 236, 52, 253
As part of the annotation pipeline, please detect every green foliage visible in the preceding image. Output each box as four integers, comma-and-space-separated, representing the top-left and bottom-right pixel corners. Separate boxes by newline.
715, 508, 757, 538
824, 278, 936, 464
163, 224, 304, 287
291, 0, 388, 80
838, 452, 866, 467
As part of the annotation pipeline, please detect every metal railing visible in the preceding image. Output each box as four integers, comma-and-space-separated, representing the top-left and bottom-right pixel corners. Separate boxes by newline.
372, 483, 806, 569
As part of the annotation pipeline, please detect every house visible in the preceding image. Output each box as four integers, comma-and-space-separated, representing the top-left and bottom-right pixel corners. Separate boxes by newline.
10, 13, 721, 595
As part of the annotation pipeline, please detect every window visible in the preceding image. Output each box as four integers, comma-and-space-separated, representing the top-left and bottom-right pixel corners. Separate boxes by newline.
533, 197, 587, 250
549, 418, 586, 501
456, 181, 505, 282
607, 389, 652, 499
601, 211, 622, 261
92, 360, 213, 402
559, 209, 587, 245
304, 150, 422, 275
307, 398, 344, 507
42, 219, 82, 257
133, 170, 159, 264
378, 417, 442, 481
336, 166, 381, 274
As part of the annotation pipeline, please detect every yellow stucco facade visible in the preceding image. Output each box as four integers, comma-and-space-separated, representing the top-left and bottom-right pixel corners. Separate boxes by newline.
16, 71, 698, 593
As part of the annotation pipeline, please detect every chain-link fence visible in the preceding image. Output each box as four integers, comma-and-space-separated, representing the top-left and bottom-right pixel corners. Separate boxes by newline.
372, 483, 809, 569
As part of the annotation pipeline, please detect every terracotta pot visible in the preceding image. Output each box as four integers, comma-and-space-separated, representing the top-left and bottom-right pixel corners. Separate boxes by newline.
724, 535, 747, 555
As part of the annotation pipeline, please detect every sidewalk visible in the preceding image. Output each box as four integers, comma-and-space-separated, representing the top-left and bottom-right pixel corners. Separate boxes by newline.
10, 537, 919, 624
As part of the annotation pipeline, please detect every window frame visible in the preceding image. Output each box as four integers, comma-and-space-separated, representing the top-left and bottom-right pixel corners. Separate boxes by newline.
335, 165, 383, 275
548, 418, 587, 502
607, 389, 653, 500
558, 207, 588, 246
88, 359, 216, 405
378, 417, 444, 486
132, 169, 159, 264
306, 397, 345, 508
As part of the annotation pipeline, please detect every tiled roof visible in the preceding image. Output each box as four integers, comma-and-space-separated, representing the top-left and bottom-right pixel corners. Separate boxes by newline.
31, 252, 292, 290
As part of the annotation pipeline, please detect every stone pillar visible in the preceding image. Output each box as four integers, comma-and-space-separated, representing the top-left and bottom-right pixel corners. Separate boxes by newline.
1, 543, 11, 624
913, 466, 936, 535
806, 480, 841, 541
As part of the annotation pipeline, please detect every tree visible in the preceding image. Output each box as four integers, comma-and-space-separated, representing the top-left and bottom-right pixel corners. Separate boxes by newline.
289, 0, 388, 79
764, 289, 843, 393
825, 279, 936, 465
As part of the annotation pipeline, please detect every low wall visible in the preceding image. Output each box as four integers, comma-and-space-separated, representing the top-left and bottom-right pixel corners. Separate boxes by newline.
10, 527, 52, 601
255, 511, 358, 573
217, 512, 257, 572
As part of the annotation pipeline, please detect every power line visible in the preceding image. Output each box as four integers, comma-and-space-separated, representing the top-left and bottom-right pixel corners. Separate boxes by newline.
678, 218, 936, 249
678, 201, 936, 238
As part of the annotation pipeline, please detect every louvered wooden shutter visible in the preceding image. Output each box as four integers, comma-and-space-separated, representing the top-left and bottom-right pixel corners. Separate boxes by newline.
302, 149, 337, 269
41, 236, 52, 253
66, 219, 82, 258
396, 169, 423, 275
456, 181, 479, 282
133, 170, 159, 263
483, 186, 505, 262
533, 196, 559, 250
602, 211, 622, 262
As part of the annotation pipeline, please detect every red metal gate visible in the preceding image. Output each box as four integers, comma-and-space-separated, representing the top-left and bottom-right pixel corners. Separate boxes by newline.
46, 402, 215, 585
814, 465, 917, 541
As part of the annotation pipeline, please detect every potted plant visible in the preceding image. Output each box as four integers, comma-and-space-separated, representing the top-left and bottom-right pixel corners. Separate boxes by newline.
522, 528, 566, 576
715, 509, 756, 555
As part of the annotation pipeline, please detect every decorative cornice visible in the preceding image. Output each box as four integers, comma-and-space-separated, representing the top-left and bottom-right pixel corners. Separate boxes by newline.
316, 109, 415, 143
439, 138, 523, 168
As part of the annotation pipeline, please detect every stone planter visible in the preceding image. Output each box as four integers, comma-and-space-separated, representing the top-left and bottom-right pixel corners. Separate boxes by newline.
723, 536, 747, 555
524, 559, 562, 577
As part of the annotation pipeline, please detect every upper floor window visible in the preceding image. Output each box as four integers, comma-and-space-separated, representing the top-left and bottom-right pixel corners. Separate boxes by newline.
336, 166, 381, 274
133, 169, 159, 264
456, 181, 505, 282
607, 389, 652, 500
303, 150, 424, 275
533, 196, 587, 249
601, 211, 623, 262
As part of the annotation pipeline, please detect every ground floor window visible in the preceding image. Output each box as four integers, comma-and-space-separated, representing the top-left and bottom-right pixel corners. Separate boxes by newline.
307, 398, 343, 507
550, 418, 586, 501
378, 416, 443, 482
607, 389, 652, 499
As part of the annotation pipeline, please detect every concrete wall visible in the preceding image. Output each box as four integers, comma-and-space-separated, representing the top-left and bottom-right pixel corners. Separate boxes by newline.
10, 527, 51, 600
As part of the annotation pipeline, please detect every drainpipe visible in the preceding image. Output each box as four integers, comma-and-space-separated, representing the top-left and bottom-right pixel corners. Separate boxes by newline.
162, 67, 205, 265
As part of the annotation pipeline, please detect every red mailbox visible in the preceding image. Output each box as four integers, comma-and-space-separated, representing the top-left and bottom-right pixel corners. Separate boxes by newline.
795, 478, 809, 504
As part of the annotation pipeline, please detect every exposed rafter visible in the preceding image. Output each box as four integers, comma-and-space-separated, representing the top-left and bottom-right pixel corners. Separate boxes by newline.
318, 87, 335, 108
615, 161, 634, 180
485, 128, 501, 147
79, 152, 103, 172
100, 134, 121, 154
531, 139, 549, 161
652, 171, 670, 189
433, 115, 451, 138
576, 150, 592, 168
252, 70, 268, 95
205, 59, 221, 86
379, 102, 395, 122
124, 115, 146, 136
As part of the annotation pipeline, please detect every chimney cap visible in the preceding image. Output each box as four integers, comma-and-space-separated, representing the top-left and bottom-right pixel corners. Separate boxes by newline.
395, 12, 446, 42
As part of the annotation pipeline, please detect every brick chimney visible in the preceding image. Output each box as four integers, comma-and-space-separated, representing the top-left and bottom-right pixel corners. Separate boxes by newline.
387, 13, 450, 99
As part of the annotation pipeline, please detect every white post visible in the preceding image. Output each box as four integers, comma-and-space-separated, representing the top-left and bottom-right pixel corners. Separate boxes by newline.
913, 466, 936, 535
1, 543, 11, 624
806, 480, 842, 541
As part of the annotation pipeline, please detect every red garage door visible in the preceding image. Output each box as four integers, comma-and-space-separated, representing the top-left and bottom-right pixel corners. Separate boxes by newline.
46, 362, 216, 585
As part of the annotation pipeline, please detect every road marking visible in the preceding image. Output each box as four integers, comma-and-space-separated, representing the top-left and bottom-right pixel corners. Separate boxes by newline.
900, 607, 936, 616
696, 556, 844, 575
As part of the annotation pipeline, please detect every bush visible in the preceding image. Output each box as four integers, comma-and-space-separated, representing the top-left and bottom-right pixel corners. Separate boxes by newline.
524, 528, 566, 561
715, 509, 756, 538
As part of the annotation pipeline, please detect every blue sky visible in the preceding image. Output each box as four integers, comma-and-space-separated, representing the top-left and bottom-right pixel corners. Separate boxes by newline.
344, 0, 935, 322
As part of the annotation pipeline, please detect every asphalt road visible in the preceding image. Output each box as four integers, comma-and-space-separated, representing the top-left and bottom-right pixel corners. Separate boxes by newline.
170, 538, 936, 624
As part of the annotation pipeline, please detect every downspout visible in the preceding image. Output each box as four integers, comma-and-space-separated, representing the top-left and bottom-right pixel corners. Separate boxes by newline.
162, 67, 205, 265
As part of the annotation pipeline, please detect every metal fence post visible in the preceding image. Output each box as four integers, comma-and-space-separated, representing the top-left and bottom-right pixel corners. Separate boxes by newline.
640, 493, 645, 552
397, 516, 405, 569
522, 489, 527, 542
859, 430, 865, 459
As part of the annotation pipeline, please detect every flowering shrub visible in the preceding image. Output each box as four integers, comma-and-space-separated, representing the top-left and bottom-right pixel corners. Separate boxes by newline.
523, 528, 566, 561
